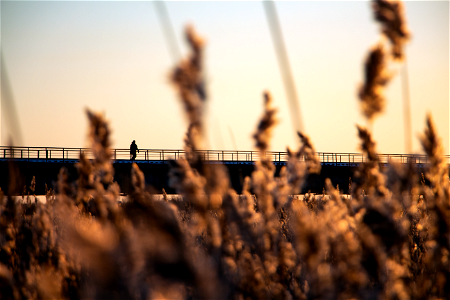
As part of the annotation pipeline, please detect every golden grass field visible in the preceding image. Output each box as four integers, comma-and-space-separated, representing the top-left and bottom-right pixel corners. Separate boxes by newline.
0, 1, 449, 299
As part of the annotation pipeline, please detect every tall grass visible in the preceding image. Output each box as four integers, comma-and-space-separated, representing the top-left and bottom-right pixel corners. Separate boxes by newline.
0, 1, 448, 299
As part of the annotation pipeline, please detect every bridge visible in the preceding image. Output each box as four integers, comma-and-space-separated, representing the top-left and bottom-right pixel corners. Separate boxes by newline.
1, 146, 449, 195
1, 146, 447, 165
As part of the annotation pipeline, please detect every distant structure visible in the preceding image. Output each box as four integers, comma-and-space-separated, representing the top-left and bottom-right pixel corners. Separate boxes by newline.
130, 140, 139, 161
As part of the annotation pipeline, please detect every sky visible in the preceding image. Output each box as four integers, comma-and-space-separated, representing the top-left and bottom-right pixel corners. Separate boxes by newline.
1, 0, 449, 156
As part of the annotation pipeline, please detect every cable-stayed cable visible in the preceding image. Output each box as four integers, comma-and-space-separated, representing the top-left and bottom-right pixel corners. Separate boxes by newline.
153, 1, 182, 64
263, 0, 304, 135
1, 51, 24, 146
401, 60, 412, 154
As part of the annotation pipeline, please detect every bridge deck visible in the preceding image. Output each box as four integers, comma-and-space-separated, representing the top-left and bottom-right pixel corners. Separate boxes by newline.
1, 146, 448, 165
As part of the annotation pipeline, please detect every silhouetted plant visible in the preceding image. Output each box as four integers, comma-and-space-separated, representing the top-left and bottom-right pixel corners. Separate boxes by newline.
0, 2, 449, 299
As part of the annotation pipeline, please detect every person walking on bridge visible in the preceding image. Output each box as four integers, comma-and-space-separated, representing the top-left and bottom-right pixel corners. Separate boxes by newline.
130, 140, 139, 161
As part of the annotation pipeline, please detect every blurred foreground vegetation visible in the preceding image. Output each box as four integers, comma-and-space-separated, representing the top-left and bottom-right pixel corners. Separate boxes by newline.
1, 1, 449, 298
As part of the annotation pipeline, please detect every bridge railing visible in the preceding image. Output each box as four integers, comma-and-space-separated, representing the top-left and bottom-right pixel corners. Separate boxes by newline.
1, 146, 449, 164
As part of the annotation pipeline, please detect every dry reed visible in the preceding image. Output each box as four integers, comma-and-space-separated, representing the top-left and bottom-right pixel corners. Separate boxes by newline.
372, 0, 410, 61
0, 3, 449, 299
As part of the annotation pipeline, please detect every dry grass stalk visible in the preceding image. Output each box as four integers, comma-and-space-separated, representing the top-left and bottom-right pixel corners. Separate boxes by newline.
285, 147, 307, 195
372, 0, 411, 61
1, 1, 449, 298
1, 92, 448, 300
253, 91, 277, 156
172, 25, 206, 155
354, 125, 390, 198
419, 114, 449, 197
297, 132, 321, 175
183, 123, 201, 163
169, 158, 207, 213
86, 109, 114, 184
358, 42, 391, 120
359, 0, 411, 121
131, 163, 145, 196
285, 131, 321, 195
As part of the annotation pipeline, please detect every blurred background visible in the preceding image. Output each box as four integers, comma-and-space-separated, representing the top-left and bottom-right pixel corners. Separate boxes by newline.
1, 0, 448, 155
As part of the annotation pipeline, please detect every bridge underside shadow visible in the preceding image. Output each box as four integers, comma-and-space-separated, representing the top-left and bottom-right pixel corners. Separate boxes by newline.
0, 159, 432, 196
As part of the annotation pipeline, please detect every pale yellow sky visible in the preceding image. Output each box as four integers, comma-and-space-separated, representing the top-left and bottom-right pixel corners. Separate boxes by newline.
1, 1, 449, 155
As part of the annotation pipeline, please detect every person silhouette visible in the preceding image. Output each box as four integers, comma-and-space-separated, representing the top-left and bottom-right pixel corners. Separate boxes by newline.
130, 140, 139, 161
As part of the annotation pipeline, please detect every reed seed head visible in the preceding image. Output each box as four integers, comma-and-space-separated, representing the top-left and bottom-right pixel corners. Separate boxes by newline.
372, 0, 411, 61
358, 43, 391, 120
253, 91, 278, 154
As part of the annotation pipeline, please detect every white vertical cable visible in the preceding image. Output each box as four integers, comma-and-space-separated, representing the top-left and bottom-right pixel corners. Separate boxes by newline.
1, 51, 24, 146
263, 0, 304, 136
153, 1, 181, 64
401, 60, 412, 154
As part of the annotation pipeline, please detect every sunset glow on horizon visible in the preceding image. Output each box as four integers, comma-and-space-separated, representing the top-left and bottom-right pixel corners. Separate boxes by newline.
1, 0, 448, 155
